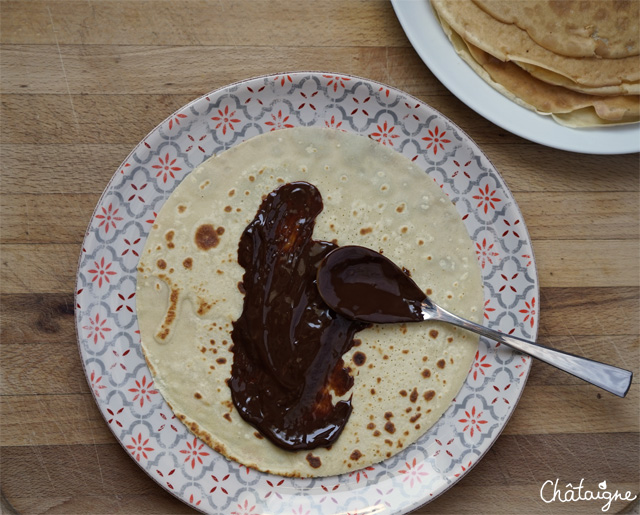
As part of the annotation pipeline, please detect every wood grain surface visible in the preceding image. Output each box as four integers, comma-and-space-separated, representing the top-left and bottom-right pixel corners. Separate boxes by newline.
1, 1, 638, 514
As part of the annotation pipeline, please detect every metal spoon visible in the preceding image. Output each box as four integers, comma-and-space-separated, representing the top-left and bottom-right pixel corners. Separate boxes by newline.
316, 245, 633, 397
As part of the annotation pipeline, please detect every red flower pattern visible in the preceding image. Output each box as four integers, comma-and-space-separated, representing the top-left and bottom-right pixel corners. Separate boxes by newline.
211, 106, 241, 135
475, 238, 499, 269
324, 115, 343, 130
483, 299, 496, 320
106, 406, 124, 427
157, 411, 178, 433
454, 460, 473, 478
323, 74, 351, 92
319, 483, 340, 504
403, 101, 421, 122
188, 493, 201, 507
398, 457, 429, 487
422, 126, 451, 155
231, 499, 259, 515
126, 432, 154, 462
245, 85, 266, 105
180, 437, 210, 469
473, 184, 501, 214
274, 74, 293, 87
185, 133, 207, 153
82, 313, 112, 344
458, 406, 488, 437
499, 272, 519, 293
87, 257, 117, 287
298, 90, 318, 111
264, 478, 285, 499
373, 487, 393, 508
168, 113, 187, 130
348, 466, 374, 483
115, 292, 135, 313
89, 370, 107, 397
349, 95, 371, 116
515, 356, 529, 377
121, 237, 141, 257
452, 160, 472, 179
127, 183, 147, 203
491, 383, 512, 405
433, 437, 455, 457
95, 203, 123, 233
109, 348, 130, 371
435, 177, 450, 197
519, 296, 537, 328
265, 109, 294, 131
128, 375, 158, 408
370, 121, 399, 146
156, 467, 175, 479
157, 467, 176, 490
145, 211, 158, 224
502, 218, 521, 238
210, 473, 230, 494
152, 153, 182, 183
471, 350, 492, 381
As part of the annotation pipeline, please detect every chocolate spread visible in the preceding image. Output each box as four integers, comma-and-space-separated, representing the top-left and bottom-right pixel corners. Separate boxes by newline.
229, 182, 369, 451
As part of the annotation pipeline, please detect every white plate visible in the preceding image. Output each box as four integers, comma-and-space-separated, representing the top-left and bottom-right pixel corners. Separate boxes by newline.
392, 0, 640, 155
76, 72, 538, 514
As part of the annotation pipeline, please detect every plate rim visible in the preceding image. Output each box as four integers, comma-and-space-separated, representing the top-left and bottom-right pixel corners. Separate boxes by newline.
75, 70, 539, 514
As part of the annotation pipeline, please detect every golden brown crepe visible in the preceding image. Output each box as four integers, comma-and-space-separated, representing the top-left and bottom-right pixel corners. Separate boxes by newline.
431, 0, 640, 87
513, 60, 640, 96
431, 0, 640, 127
473, 0, 640, 59
136, 128, 484, 477
465, 38, 640, 123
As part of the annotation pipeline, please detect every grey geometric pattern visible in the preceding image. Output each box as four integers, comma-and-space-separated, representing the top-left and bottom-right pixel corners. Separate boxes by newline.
76, 72, 539, 514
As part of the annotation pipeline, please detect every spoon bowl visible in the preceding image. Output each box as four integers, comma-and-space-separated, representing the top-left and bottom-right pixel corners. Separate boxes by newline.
317, 245, 633, 398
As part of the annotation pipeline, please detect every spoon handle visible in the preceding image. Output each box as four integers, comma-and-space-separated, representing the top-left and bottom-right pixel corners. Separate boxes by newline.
429, 304, 633, 397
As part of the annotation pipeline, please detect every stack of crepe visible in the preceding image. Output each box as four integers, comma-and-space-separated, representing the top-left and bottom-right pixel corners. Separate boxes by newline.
431, 0, 640, 127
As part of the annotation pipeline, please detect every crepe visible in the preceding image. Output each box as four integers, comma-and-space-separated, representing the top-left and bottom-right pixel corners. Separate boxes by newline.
449, 22, 639, 125
136, 127, 484, 477
431, 0, 640, 127
431, 0, 640, 87
473, 0, 640, 59
513, 61, 640, 96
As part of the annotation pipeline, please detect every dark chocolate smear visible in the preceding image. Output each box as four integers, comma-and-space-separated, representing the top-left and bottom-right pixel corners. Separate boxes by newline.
229, 182, 369, 451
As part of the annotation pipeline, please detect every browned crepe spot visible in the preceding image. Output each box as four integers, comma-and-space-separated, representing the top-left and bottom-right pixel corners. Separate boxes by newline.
195, 224, 224, 250
306, 453, 322, 468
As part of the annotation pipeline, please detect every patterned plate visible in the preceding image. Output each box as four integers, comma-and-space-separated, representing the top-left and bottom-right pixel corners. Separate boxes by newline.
76, 72, 539, 514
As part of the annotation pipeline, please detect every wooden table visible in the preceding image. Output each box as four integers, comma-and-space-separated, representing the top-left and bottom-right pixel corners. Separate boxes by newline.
1, 1, 638, 513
